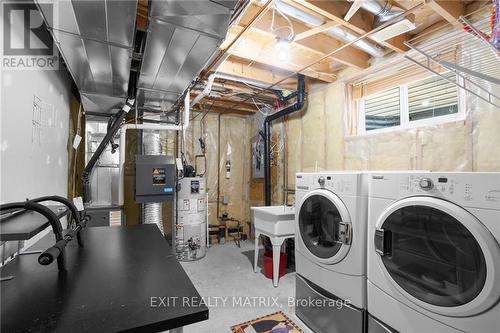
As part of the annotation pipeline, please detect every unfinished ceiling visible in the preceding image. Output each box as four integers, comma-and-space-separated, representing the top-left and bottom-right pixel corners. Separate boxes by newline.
194, 0, 491, 115
36, 0, 493, 116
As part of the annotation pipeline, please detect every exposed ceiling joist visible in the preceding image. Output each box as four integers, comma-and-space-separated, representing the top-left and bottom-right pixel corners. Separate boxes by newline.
241, 4, 370, 69
426, 0, 464, 25
216, 57, 297, 89
136, 0, 148, 31
192, 105, 256, 116
199, 98, 258, 111
344, 0, 363, 21
293, 21, 341, 41
288, 0, 409, 53
225, 28, 337, 82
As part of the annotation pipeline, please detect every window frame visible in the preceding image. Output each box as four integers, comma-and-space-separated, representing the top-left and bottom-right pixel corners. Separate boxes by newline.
357, 76, 466, 136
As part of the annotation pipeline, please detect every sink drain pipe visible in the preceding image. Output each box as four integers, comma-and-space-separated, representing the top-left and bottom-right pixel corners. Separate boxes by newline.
262, 74, 305, 206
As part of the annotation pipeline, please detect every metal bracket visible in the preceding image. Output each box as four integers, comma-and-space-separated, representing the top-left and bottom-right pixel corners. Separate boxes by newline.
459, 16, 499, 55
403, 42, 500, 109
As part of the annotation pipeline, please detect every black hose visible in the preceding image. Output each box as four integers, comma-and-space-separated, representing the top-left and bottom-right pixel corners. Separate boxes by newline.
30, 196, 86, 247
38, 214, 90, 266
107, 115, 119, 153
83, 99, 134, 204
0, 201, 66, 270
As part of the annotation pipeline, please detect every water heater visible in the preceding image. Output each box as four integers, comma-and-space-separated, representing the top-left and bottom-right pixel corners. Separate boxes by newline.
175, 177, 207, 261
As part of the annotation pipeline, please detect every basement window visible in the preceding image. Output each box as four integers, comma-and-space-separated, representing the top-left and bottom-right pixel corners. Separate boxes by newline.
363, 87, 401, 131
358, 73, 464, 135
407, 74, 459, 122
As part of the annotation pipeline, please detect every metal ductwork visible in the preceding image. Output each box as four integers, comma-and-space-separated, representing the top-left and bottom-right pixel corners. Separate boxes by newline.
35, 1, 137, 113
274, 1, 385, 58
357, 0, 405, 26
35, 0, 238, 113
327, 26, 386, 58
137, 0, 238, 111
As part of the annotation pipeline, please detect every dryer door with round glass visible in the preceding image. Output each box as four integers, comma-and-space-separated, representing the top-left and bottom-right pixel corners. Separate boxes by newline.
298, 189, 352, 265
374, 196, 500, 317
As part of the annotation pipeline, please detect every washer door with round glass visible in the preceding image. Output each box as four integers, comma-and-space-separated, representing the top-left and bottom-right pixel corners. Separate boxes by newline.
374, 196, 500, 317
298, 189, 352, 265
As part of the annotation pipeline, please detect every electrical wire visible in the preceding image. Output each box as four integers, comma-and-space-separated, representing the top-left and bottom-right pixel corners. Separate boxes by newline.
271, 0, 295, 40
72, 104, 82, 197
190, 99, 216, 122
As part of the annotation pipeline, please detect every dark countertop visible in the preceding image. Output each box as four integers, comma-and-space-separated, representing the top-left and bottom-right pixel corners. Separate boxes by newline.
0, 205, 69, 241
1, 224, 208, 332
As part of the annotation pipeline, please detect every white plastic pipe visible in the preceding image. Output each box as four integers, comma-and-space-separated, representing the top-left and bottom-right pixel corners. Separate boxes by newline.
118, 93, 190, 205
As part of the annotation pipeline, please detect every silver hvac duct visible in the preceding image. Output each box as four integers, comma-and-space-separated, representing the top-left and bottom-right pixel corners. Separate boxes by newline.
274, 1, 385, 57
143, 132, 164, 234
34, 1, 137, 113
137, 0, 238, 111
357, 0, 405, 26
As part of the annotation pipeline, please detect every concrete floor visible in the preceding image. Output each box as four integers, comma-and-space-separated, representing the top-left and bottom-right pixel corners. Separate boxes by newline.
180, 241, 314, 333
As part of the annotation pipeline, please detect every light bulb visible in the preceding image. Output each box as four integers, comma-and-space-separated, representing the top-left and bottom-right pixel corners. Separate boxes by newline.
276, 38, 290, 62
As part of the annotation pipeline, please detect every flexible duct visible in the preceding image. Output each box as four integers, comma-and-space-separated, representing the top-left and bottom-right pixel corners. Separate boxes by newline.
118, 94, 190, 206
357, 0, 404, 26
275, 1, 389, 57
143, 132, 164, 234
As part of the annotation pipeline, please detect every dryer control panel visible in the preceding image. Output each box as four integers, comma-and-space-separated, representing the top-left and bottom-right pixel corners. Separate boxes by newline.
370, 172, 500, 210
296, 172, 363, 196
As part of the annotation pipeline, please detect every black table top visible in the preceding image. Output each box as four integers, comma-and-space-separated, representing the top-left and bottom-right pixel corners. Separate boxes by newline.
0, 205, 69, 241
1, 225, 208, 332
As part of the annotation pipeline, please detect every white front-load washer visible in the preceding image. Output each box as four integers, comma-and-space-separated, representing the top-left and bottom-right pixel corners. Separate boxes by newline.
367, 172, 500, 333
295, 172, 368, 333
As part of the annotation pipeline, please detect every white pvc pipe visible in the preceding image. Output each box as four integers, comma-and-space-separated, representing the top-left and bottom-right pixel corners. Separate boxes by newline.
118, 93, 191, 205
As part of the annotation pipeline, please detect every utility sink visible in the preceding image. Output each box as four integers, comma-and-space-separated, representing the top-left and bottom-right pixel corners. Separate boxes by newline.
251, 205, 295, 236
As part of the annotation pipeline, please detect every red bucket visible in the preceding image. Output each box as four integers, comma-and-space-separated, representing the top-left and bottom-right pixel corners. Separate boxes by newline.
263, 251, 287, 279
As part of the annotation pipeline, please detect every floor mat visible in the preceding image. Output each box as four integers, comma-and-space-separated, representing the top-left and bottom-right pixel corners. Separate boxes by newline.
231, 311, 304, 333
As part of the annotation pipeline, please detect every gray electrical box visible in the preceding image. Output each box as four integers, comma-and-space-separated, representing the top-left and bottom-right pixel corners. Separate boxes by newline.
135, 155, 175, 203
252, 139, 264, 178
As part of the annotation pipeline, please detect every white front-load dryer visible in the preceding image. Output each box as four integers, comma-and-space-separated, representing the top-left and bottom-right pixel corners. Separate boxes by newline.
295, 172, 368, 333
367, 172, 500, 333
